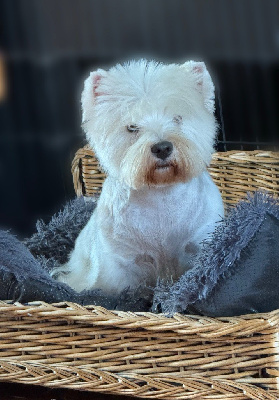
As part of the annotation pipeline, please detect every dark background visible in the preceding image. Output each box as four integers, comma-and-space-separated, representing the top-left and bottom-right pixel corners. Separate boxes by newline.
0, 0, 278, 237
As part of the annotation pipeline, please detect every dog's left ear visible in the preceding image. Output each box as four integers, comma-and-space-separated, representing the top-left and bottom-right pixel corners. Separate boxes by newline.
183, 61, 215, 113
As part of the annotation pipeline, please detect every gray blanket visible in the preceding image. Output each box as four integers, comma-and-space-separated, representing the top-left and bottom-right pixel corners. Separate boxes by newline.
153, 192, 279, 316
0, 192, 278, 316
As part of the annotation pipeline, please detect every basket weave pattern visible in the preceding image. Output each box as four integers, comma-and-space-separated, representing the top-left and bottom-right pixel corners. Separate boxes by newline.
72, 145, 279, 205
1, 301, 279, 399
1, 148, 279, 399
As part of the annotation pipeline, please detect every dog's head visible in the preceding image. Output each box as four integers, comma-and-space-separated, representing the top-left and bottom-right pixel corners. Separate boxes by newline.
82, 59, 217, 189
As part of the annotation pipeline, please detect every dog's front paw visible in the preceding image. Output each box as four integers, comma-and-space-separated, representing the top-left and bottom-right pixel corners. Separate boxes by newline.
50, 262, 92, 293
50, 265, 71, 282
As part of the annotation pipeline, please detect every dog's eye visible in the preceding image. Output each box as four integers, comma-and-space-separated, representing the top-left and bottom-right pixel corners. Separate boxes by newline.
126, 124, 140, 133
173, 115, 182, 124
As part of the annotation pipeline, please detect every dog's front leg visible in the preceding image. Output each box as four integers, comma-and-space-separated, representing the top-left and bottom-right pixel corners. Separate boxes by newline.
50, 215, 99, 292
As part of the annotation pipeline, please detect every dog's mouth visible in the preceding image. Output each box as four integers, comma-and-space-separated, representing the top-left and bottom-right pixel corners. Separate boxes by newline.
144, 159, 185, 186
155, 162, 173, 170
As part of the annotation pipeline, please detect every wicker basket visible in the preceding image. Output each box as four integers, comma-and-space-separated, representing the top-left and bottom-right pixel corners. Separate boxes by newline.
1, 147, 279, 399
72, 145, 279, 206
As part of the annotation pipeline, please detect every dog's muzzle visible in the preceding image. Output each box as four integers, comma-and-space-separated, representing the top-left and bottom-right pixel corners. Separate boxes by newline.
151, 141, 173, 160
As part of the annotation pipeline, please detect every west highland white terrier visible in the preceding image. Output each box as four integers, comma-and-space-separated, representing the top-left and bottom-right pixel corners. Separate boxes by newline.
54, 59, 224, 294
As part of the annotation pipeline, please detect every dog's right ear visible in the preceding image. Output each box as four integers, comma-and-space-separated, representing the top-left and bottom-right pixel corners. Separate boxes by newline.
81, 69, 107, 123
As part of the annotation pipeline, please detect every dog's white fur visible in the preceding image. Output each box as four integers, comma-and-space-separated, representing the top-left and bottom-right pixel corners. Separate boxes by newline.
54, 59, 224, 294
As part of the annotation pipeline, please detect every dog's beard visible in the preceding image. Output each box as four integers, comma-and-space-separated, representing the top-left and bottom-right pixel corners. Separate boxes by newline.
145, 160, 183, 186
121, 135, 206, 189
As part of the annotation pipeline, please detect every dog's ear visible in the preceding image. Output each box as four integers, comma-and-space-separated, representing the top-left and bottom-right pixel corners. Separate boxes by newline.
81, 69, 107, 123
183, 61, 215, 113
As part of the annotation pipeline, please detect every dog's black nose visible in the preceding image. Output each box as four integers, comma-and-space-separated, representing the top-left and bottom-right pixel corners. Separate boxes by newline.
151, 141, 173, 160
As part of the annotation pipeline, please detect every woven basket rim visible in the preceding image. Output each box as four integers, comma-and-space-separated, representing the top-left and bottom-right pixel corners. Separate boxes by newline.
2, 301, 279, 335
2, 358, 278, 399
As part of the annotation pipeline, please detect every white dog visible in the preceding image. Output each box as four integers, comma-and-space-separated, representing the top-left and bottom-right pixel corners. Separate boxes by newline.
53, 59, 224, 294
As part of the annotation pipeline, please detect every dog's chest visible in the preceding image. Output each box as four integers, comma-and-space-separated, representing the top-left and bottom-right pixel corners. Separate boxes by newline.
120, 183, 201, 252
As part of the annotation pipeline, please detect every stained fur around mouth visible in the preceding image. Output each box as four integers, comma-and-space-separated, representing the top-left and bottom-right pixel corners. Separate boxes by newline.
145, 160, 183, 185
155, 161, 172, 169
